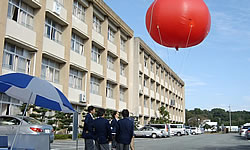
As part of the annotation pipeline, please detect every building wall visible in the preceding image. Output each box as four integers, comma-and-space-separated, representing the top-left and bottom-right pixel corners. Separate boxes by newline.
134, 37, 185, 125
0, 0, 185, 125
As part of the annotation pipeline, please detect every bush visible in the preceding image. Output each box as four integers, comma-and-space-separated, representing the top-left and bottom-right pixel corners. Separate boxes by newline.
55, 134, 72, 140
54, 134, 82, 140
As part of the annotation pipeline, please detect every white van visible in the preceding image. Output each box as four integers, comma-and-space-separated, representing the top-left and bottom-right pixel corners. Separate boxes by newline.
168, 124, 186, 136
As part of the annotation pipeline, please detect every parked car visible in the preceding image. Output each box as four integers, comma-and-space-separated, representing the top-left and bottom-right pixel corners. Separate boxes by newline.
239, 123, 250, 137
0, 115, 54, 143
185, 126, 191, 135
245, 128, 250, 140
145, 124, 170, 137
134, 126, 164, 138
168, 124, 186, 136
190, 127, 202, 135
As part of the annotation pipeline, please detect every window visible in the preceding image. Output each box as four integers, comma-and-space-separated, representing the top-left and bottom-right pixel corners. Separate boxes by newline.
139, 98, 142, 106
150, 61, 154, 72
90, 77, 100, 95
156, 65, 159, 76
120, 63, 125, 76
161, 70, 164, 78
73, 0, 85, 22
156, 102, 160, 111
144, 54, 148, 68
0, 93, 22, 106
91, 45, 101, 63
106, 82, 114, 98
44, 17, 62, 43
69, 68, 83, 90
139, 74, 142, 85
165, 90, 168, 97
108, 27, 115, 42
150, 82, 154, 90
144, 98, 147, 107
151, 100, 154, 109
71, 33, 84, 55
55, 0, 64, 6
156, 86, 159, 93
107, 55, 114, 70
161, 88, 164, 95
120, 38, 126, 52
41, 58, 60, 83
120, 88, 125, 102
93, 15, 101, 33
8, 0, 34, 29
2, 42, 31, 74
143, 78, 147, 87
0, 117, 20, 126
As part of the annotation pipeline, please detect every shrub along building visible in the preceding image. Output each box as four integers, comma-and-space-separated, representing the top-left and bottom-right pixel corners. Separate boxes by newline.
0, 0, 185, 125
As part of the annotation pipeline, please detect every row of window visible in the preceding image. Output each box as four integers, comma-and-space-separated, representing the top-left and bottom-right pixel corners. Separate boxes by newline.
142, 99, 182, 111
143, 53, 183, 88
2, 42, 127, 86
140, 75, 181, 93
90, 77, 126, 101
107, 55, 126, 76
7, 0, 127, 53
2, 42, 127, 101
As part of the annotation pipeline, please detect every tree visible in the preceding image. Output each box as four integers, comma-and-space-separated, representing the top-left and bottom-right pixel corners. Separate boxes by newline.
54, 111, 73, 133
204, 124, 211, 131
152, 106, 169, 124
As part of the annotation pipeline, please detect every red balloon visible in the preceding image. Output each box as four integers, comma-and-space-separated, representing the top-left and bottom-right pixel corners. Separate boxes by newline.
146, 0, 211, 50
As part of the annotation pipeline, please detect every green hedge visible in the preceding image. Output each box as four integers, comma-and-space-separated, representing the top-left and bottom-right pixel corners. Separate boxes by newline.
55, 134, 82, 140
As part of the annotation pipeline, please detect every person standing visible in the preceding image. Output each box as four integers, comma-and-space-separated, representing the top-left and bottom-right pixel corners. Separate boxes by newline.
82, 106, 95, 150
111, 111, 119, 149
116, 109, 134, 150
92, 108, 112, 150
128, 117, 135, 150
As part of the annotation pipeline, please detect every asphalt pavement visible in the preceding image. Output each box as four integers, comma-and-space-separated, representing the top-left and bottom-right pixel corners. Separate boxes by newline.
51, 133, 250, 150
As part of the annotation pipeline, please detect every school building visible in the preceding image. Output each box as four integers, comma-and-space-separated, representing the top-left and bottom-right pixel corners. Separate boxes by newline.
0, 0, 185, 125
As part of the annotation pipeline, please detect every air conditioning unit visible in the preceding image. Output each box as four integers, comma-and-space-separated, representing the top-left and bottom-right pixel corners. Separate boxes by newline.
79, 93, 86, 103
53, 1, 61, 15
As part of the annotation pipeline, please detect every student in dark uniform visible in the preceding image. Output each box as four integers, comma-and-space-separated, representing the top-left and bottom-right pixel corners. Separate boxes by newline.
111, 111, 119, 149
82, 106, 95, 150
116, 109, 134, 150
92, 108, 112, 150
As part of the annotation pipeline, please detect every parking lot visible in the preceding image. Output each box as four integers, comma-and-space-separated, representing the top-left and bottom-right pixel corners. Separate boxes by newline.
51, 133, 250, 150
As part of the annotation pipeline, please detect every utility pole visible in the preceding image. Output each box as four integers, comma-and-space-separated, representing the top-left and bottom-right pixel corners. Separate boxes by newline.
229, 105, 231, 133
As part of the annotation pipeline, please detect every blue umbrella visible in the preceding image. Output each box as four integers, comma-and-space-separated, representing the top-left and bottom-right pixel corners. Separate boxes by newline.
0, 73, 75, 113
0, 73, 76, 149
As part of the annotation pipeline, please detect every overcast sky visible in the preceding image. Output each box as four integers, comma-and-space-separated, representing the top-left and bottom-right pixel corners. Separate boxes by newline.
104, 0, 250, 111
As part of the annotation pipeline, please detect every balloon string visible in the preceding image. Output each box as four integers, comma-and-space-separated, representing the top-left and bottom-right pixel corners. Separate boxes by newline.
185, 24, 193, 48
149, 0, 158, 34
157, 25, 163, 45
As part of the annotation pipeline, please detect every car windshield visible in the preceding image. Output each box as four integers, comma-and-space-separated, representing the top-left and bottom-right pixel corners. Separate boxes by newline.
22, 117, 42, 125
243, 126, 250, 129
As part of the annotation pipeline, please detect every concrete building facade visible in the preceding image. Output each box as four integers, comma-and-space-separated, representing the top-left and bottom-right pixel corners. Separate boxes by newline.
133, 38, 185, 124
0, 0, 185, 125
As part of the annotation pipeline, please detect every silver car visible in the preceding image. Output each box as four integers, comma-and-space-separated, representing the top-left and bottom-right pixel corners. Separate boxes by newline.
0, 115, 54, 143
134, 126, 164, 138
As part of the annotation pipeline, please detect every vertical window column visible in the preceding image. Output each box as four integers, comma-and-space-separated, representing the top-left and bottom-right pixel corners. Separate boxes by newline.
41, 58, 60, 83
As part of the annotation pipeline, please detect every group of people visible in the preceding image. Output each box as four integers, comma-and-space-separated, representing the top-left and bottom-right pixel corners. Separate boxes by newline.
82, 106, 134, 150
